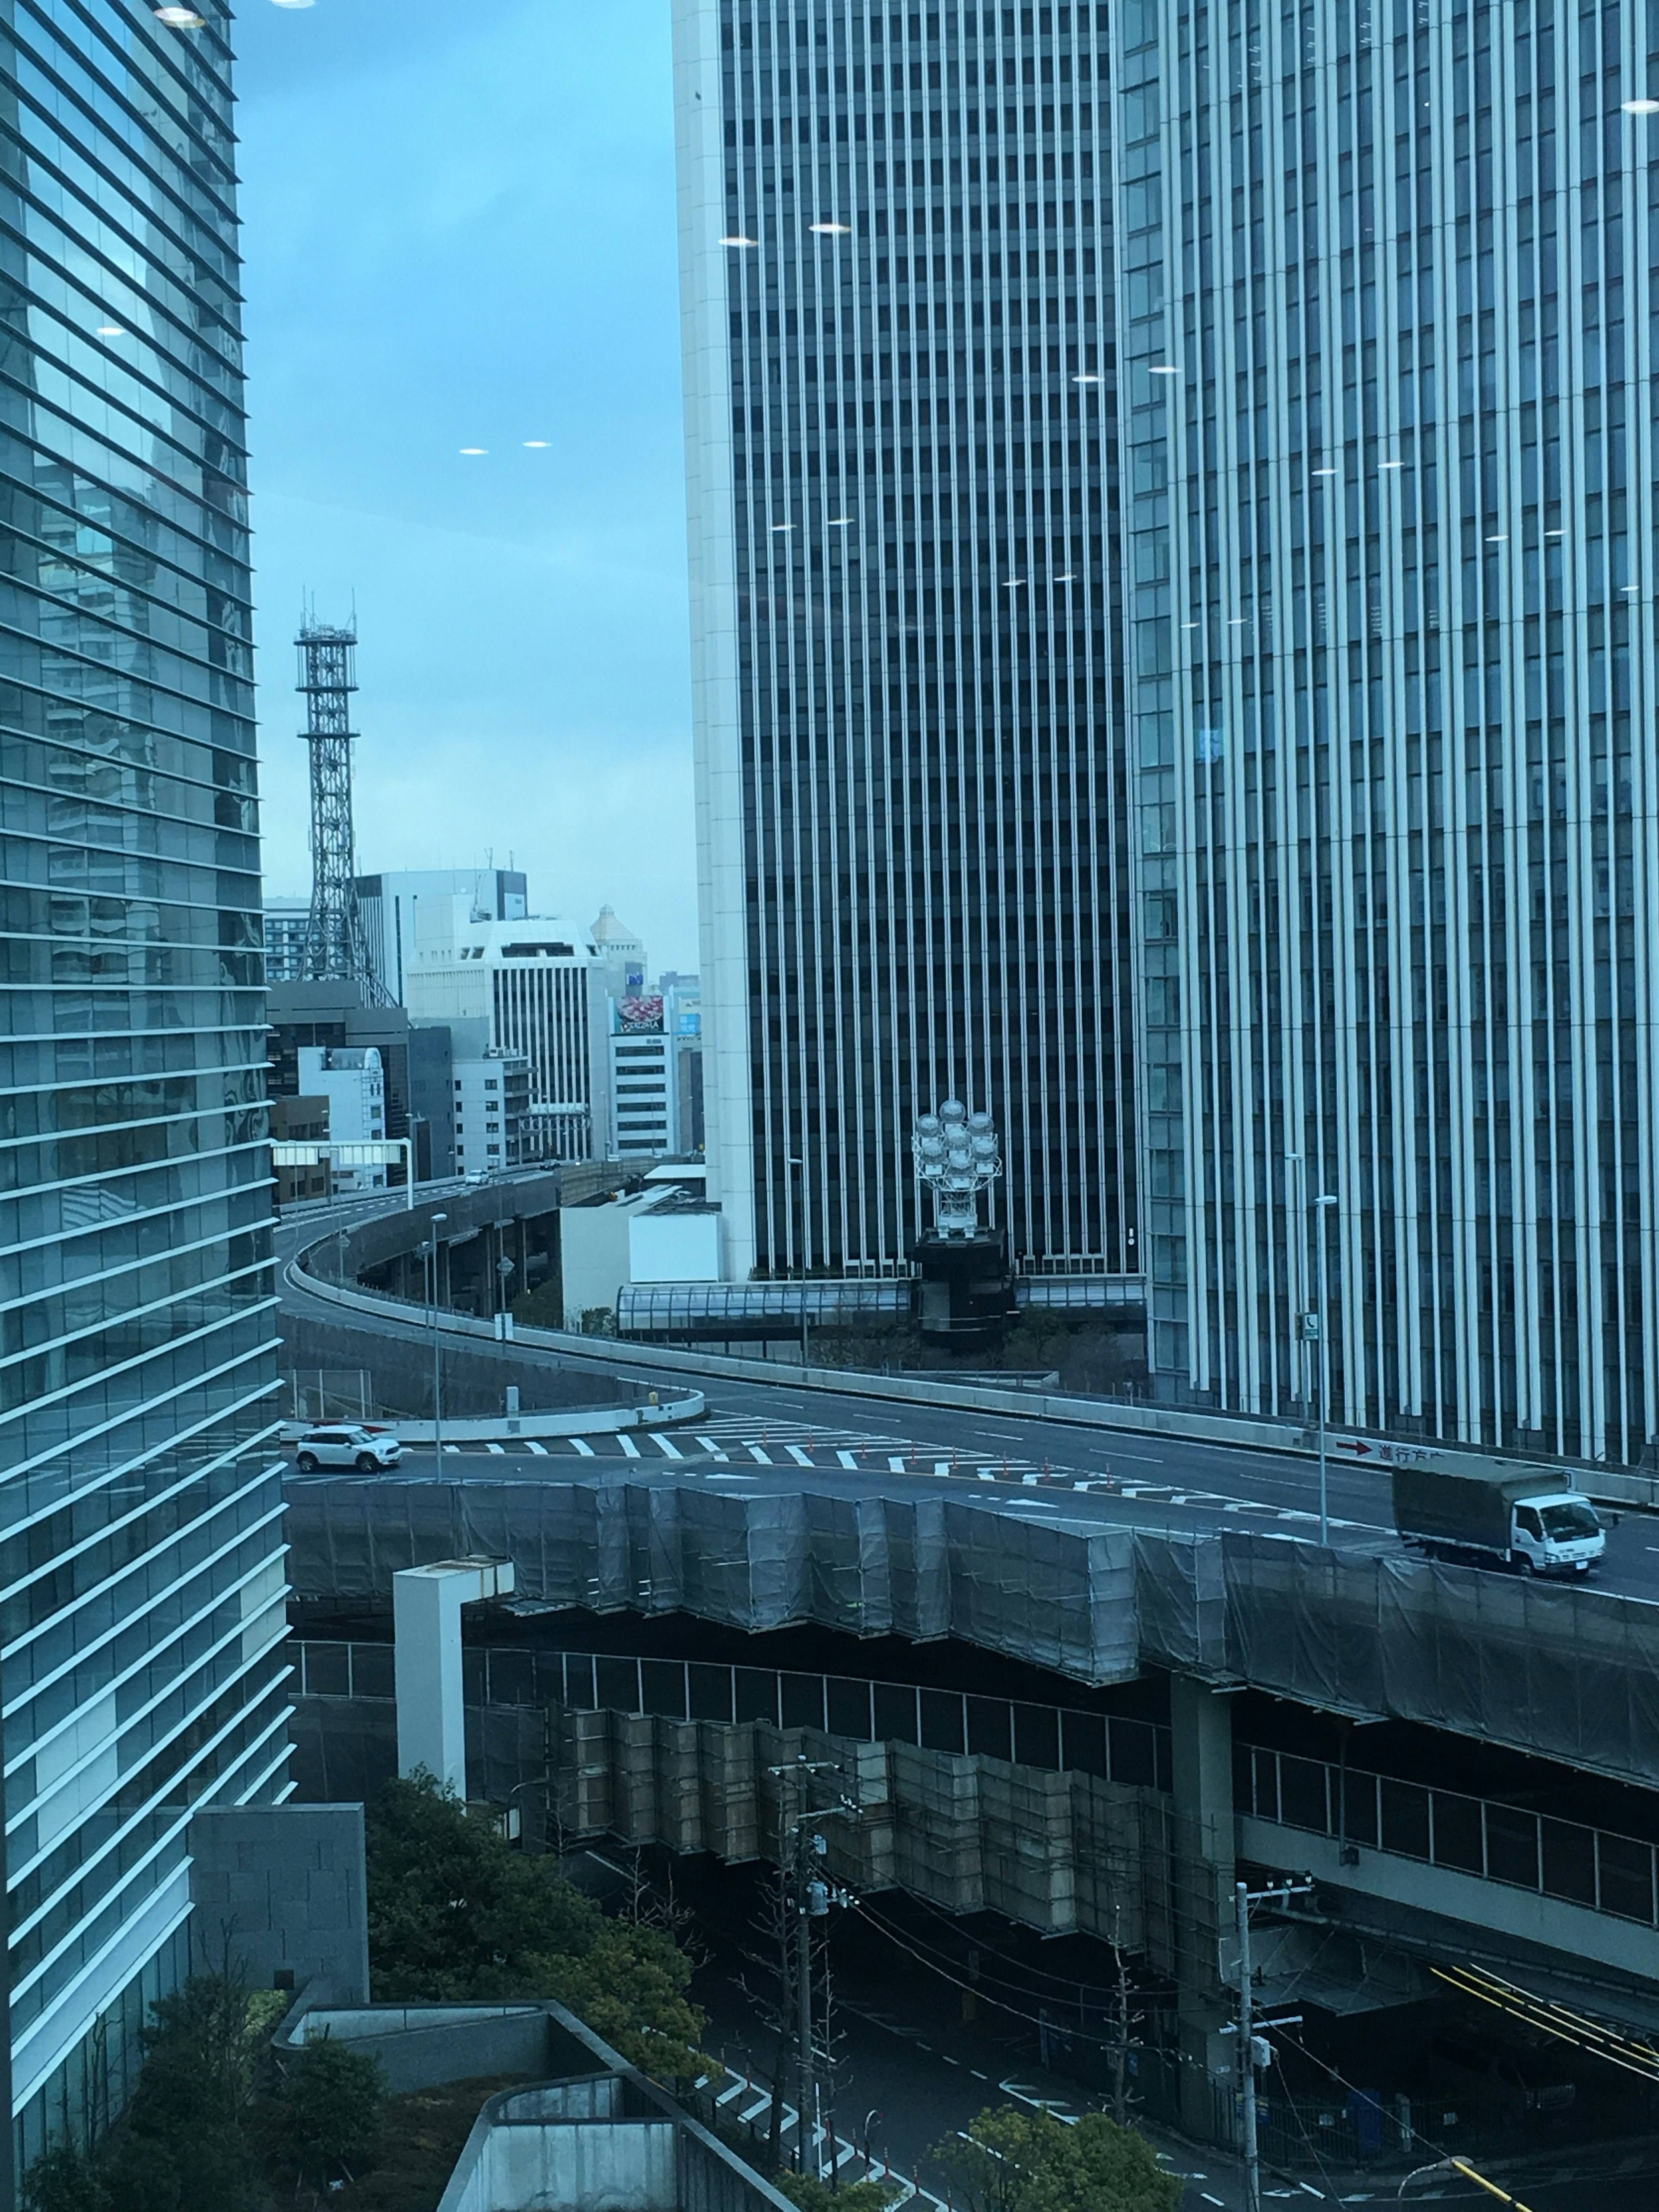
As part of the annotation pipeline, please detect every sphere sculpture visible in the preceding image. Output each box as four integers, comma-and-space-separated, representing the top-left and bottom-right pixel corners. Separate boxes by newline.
913, 1098, 1002, 1238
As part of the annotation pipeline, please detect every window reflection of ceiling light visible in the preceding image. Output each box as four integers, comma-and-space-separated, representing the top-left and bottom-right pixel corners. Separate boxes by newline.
810, 221, 852, 235
1148, 364, 1179, 375
772, 523, 794, 533
826, 516, 852, 526
273, 0, 315, 9
1004, 579, 1026, 589
459, 447, 486, 456
154, 6, 205, 22
1623, 97, 1659, 114
1312, 467, 1336, 477
720, 235, 759, 246
1055, 573, 1077, 582
1486, 534, 1507, 543
1545, 528, 1564, 536
96, 324, 124, 337
1073, 372, 1100, 384
1380, 459, 1405, 469
523, 441, 548, 449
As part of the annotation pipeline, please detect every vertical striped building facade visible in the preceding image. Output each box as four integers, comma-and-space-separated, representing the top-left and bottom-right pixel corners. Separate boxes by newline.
1113, 0, 1659, 1460
0, 0, 289, 2173
675, 0, 1138, 1281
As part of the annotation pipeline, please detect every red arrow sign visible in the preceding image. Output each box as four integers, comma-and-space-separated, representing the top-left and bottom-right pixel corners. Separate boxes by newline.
1339, 1438, 1373, 1456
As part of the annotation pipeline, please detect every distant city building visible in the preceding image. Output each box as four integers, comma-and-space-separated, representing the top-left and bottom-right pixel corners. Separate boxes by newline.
403, 902, 612, 1163
675, 1, 1136, 1283
610, 996, 674, 1158
297, 1046, 387, 1192
356, 868, 528, 1004
267, 985, 445, 1185
590, 903, 648, 1001
269, 1096, 333, 1205
453, 1049, 532, 1176
263, 898, 311, 985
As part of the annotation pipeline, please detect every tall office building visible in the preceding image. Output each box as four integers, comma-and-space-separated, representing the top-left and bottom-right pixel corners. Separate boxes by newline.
1113, 0, 1659, 1460
0, 0, 289, 2176
354, 866, 528, 1005
675, 0, 1136, 1281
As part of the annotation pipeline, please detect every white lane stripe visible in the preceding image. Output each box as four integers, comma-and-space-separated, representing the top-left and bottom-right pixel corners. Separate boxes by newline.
525, 1440, 547, 1456
569, 1438, 596, 1457
651, 1433, 683, 1459
618, 1434, 641, 1458
787, 1445, 814, 1465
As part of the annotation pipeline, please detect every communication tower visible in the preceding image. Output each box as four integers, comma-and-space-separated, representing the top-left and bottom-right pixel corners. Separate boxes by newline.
296, 615, 385, 999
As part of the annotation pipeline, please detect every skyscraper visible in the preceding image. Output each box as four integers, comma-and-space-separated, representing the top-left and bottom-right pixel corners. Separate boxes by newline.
676, 0, 1137, 1282
1112, 0, 1659, 1460
0, 0, 289, 2174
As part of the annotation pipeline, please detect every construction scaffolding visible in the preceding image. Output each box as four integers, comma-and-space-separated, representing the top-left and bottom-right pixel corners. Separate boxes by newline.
296, 616, 385, 999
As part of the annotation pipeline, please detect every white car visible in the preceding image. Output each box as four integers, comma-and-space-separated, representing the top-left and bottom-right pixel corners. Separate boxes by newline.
292, 1425, 403, 1473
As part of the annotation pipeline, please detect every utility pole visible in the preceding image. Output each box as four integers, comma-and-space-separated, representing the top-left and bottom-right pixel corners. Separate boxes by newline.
1313, 1193, 1339, 1546
1235, 1883, 1261, 2212
429, 1212, 448, 1460
1230, 1879, 1310, 2212
769, 1756, 854, 2177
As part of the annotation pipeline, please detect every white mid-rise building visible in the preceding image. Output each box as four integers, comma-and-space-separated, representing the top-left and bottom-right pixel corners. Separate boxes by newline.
296, 1046, 387, 1191
354, 868, 528, 1004
453, 1050, 531, 1176
404, 901, 612, 1162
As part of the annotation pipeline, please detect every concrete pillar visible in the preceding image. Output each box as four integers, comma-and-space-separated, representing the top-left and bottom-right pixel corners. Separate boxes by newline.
393, 1559, 515, 1796
1168, 1674, 1238, 2138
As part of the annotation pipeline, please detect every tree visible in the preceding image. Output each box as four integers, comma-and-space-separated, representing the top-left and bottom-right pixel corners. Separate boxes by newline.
775, 2178, 899, 2212
266, 2037, 385, 2191
20, 2142, 109, 2212
102, 1974, 269, 2212
365, 1772, 709, 2079
932, 2105, 1179, 2212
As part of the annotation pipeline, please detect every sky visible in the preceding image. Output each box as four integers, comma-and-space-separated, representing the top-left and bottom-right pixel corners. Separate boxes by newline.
234, 0, 698, 974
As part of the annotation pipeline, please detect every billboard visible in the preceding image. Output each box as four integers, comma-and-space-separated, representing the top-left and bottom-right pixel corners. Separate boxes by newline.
619, 994, 664, 1034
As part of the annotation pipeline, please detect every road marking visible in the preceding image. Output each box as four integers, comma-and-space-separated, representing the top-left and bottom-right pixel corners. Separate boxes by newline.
1020, 1470, 1039, 1486
1201, 2197, 1227, 2208
941, 2053, 961, 2065
837, 1450, 859, 1469
443, 1443, 461, 1453
651, 1433, 682, 1459
525, 1440, 547, 1456
747, 1444, 773, 1463
708, 1471, 758, 1481
486, 1442, 505, 1454
787, 1445, 814, 1465
695, 1436, 729, 1460
888, 1456, 907, 1472
617, 1434, 641, 1458
978, 1468, 996, 1480
971, 2069, 989, 2080
570, 1438, 596, 1457
933, 1462, 951, 1475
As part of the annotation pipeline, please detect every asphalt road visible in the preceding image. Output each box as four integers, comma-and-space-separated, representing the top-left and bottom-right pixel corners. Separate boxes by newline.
276, 1201, 1659, 1603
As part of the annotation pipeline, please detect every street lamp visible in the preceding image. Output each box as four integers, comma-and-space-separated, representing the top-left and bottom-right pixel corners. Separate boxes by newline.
786, 1156, 809, 1369
1313, 1194, 1339, 1546
429, 1211, 448, 1459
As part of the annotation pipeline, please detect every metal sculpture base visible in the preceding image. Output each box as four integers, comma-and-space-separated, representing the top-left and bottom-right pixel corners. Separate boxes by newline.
911, 1229, 1017, 1345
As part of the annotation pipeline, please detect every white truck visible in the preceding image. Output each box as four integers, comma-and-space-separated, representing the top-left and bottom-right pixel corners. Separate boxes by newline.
1392, 1468, 1605, 1576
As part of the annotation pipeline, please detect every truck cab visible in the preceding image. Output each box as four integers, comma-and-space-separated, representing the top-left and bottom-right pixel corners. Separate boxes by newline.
1507, 1493, 1605, 1576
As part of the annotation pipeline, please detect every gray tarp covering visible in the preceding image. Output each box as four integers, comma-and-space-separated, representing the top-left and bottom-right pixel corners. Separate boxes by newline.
284, 1481, 1659, 1788
285, 1480, 1143, 1683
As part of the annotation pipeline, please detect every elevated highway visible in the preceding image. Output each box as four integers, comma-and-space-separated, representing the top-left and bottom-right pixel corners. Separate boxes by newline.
273, 1190, 1659, 2127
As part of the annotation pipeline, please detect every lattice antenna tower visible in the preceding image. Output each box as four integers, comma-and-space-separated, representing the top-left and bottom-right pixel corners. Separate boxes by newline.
297, 614, 385, 999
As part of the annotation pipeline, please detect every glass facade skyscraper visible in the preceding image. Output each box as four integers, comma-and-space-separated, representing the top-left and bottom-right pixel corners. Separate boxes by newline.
1113, 0, 1659, 1459
0, 0, 287, 2176
676, 0, 1137, 1280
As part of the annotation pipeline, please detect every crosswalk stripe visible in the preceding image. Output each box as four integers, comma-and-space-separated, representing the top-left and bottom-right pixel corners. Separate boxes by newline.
695, 1435, 728, 1459
525, 1440, 547, 1456
570, 1438, 596, 1457
617, 1434, 641, 1459
747, 1444, 772, 1463
486, 1442, 505, 1455
836, 1449, 858, 1469
651, 1433, 682, 1459
787, 1445, 813, 1466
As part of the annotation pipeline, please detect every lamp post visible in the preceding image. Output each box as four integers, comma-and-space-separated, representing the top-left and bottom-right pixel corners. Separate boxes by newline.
786, 1155, 809, 1368
429, 1210, 448, 1459
1313, 1194, 1339, 1546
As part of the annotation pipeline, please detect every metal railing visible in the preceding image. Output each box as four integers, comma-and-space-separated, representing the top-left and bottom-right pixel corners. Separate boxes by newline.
292, 1640, 1172, 1792
1237, 1741, 1659, 1928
